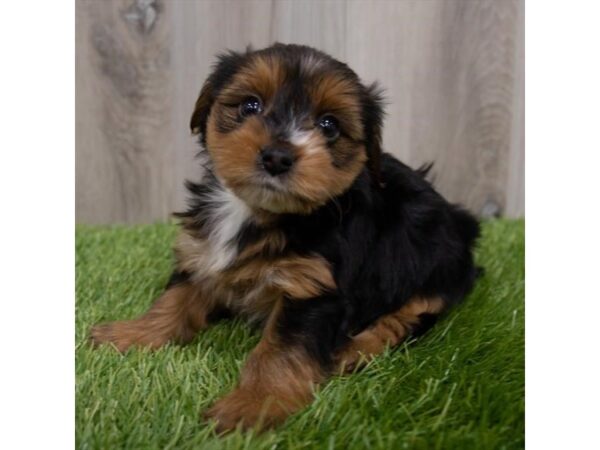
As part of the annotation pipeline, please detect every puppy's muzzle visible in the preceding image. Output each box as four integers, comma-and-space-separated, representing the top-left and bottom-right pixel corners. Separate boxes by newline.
260, 146, 294, 176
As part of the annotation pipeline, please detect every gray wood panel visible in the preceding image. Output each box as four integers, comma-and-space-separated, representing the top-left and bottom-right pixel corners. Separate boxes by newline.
76, 0, 524, 224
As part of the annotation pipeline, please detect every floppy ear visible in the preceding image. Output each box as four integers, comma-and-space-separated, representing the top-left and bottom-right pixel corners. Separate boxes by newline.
190, 80, 213, 138
362, 83, 385, 185
190, 51, 245, 143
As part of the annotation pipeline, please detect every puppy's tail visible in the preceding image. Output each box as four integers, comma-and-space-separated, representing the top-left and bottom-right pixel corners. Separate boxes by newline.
416, 162, 434, 176
416, 162, 435, 182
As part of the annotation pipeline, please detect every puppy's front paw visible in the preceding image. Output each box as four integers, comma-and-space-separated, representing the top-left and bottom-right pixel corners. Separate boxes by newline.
89, 320, 165, 352
203, 388, 289, 433
89, 322, 132, 352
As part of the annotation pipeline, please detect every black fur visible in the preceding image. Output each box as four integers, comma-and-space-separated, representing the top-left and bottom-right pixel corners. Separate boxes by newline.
249, 154, 480, 368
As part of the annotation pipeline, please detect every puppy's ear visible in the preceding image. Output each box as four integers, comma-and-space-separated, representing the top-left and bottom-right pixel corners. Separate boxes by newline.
362, 83, 385, 184
190, 51, 245, 142
190, 80, 213, 137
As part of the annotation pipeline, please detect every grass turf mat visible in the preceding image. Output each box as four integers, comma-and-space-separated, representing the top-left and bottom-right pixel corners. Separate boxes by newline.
76, 219, 524, 449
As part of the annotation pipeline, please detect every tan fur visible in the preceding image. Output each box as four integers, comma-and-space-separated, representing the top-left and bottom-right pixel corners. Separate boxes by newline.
289, 135, 367, 206
174, 230, 215, 276
236, 229, 287, 261
89, 283, 211, 352
206, 115, 270, 191
308, 72, 363, 140
222, 253, 336, 300
204, 301, 324, 432
336, 297, 446, 372
222, 55, 285, 105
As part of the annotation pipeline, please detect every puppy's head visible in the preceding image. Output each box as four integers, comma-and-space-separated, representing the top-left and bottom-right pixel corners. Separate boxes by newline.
191, 44, 384, 214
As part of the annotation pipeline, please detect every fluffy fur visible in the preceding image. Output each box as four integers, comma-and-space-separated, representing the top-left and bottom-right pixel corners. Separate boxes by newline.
91, 43, 481, 432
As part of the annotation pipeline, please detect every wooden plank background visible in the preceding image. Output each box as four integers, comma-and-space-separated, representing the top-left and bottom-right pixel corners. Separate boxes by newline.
76, 0, 524, 224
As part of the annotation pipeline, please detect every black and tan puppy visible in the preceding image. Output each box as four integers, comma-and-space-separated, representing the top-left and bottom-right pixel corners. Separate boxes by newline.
91, 43, 481, 432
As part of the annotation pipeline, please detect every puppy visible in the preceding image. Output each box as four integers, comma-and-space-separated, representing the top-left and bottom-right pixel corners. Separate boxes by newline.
91, 43, 481, 432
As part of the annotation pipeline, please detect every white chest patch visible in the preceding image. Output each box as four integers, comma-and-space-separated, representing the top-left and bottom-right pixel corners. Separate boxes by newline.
203, 186, 252, 273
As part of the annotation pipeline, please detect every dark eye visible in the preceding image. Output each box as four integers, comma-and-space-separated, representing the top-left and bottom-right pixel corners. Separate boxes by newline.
317, 115, 340, 140
239, 96, 263, 117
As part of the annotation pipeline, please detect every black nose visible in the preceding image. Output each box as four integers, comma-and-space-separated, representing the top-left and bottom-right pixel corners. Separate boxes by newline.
260, 147, 294, 176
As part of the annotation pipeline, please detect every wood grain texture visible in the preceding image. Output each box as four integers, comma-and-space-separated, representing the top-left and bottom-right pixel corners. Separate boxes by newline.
76, 0, 524, 223
76, 0, 175, 223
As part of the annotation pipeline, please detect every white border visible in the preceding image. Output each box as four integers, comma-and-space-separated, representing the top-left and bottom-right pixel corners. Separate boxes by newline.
0, 1, 74, 449
527, 1, 600, 449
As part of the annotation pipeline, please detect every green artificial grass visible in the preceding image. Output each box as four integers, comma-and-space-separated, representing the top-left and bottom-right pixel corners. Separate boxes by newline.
76, 219, 524, 450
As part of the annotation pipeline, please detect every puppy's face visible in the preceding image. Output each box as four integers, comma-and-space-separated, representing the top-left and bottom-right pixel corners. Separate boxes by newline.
191, 44, 384, 214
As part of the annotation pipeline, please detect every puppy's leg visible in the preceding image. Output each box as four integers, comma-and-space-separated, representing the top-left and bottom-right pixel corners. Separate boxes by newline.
90, 277, 213, 352
204, 301, 325, 432
336, 297, 446, 372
